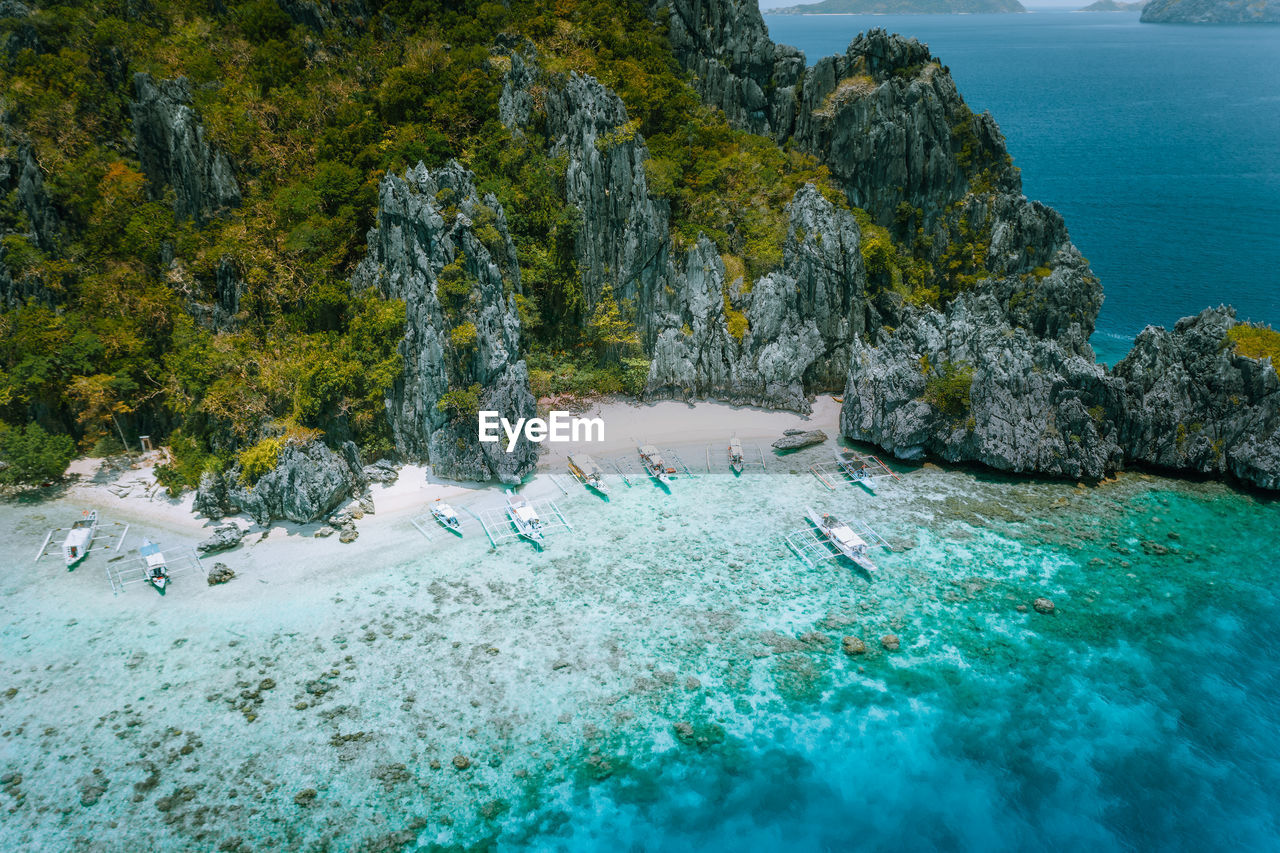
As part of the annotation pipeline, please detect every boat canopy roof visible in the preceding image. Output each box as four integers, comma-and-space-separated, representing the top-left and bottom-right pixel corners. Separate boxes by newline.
514, 505, 538, 522
831, 526, 866, 548
569, 454, 604, 475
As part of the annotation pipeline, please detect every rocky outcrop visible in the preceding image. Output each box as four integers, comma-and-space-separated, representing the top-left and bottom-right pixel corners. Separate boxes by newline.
351, 161, 537, 483
772, 429, 827, 451
543, 71, 670, 314
1141, 0, 1280, 22
841, 290, 1123, 478
130, 73, 241, 224
790, 31, 1015, 234
654, 0, 804, 139
195, 439, 367, 525
646, 186, 870, 409
197, 524, 244, 554
502, 55, 874, 410
1113, 307, 1280, 489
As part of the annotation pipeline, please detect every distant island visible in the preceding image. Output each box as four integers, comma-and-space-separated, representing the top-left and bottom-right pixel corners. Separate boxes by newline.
1079, 0, 1145, 10
771, 0, 1026, 14
1141, 0, 1280, 21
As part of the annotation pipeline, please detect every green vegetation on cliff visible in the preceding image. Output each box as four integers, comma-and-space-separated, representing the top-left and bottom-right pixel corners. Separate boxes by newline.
1225, 323, 1280, 376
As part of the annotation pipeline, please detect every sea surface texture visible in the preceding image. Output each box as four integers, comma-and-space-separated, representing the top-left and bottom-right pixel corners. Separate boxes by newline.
768, 11, 1280, 364
2, 443, 1278, 850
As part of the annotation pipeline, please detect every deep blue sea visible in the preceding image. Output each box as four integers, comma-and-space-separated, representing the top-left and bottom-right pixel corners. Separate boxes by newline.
766, 11, 1280, 364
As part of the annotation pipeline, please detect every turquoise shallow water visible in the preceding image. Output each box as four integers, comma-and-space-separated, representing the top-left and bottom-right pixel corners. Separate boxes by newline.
2, 444, 1278, 849
765, 12, 1280, 365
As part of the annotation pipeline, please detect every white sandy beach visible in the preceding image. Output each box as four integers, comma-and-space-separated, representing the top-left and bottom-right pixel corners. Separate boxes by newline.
2, 396, 844, 606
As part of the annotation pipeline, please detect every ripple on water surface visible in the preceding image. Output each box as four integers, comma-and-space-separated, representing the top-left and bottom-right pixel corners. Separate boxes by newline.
0, 448, 1277, 850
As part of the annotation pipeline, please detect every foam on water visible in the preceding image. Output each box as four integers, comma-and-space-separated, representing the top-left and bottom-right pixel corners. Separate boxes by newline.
1, 445, 1278, 850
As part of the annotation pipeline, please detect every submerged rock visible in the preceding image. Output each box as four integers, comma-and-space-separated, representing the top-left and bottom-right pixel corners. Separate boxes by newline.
1032, 597, 1055, 615
881, 634, 901, 652
841, 636, 867, 656
772, 430, 827, 451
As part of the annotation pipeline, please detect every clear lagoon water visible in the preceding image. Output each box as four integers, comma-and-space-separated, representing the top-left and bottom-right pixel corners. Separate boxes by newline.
3, 442, 1279, 850
766, 11, 1280, 364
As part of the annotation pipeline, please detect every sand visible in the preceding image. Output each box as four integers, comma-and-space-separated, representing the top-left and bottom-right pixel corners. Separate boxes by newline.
1, 396, 843, 605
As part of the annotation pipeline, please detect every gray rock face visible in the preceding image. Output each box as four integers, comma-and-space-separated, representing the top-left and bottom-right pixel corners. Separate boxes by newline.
351, 161, 537, 483
130, 74, 241, 224
543, 72, 670, 315
841, 291, 1123, 478
646, 186, 869, 410
654, 0, 803, 139
790, 31, 1015, 235
1113, 307, 1280, 489
502, 55, 873, 411
13, 144, 59, 251
197, 524, 244, 554
772, 429, 828, 450
1141, 0, 1280, 22
195, 440, 367, 525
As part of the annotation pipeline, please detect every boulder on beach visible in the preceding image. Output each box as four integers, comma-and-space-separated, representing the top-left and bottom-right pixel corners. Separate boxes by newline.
339, 526, 359, 544
772, 429, 827, 451
197, 524, 244, 554
206, 563, 235, 586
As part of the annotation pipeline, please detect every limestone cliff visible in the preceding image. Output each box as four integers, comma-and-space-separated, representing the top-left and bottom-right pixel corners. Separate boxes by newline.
130, 73, 241, 225
502, 54, 873, 411
351, 161, 537, 483
1113, 308, 1280, 489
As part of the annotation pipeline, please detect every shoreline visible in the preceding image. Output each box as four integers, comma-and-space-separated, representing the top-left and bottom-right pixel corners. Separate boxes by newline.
3, 396, 844, 603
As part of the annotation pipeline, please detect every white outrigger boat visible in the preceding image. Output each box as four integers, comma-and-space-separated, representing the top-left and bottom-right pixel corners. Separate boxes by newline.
429, 499, 463, 534
139, 539, 171, 592
728, 437, 745, 475
806, 508, 881, 572
567, 454, 609, 496
505, 489, 544, 544
638, 444, 672, 483
35, 509, 128, 569
63, 510, 99, 568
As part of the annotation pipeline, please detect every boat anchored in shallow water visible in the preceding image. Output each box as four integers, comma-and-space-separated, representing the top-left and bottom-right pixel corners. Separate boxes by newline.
638, 444, 672, 483
34, 509, 128, 569
567, 454, 609, 496
506, 489, 544, 544
139, 539, 171, 591
430, 499, 463, 533
784, 509, 892, 573
728, 437, 745, 475
806, 508, 879, 572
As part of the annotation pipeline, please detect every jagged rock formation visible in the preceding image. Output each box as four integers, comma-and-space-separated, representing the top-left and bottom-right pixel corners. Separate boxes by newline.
351, 161, 537, 483
648, 10, 1158, 480
195, 439, 367, 525
502, 55, 873, 411
840, 289, 1123, 479
1141, 0, 1279, 22
130, 73, 241, 224
0, 140, 60, 306
279, 0, 369, 33
1113, 308, 1280, 489
656, 0, 804, 139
